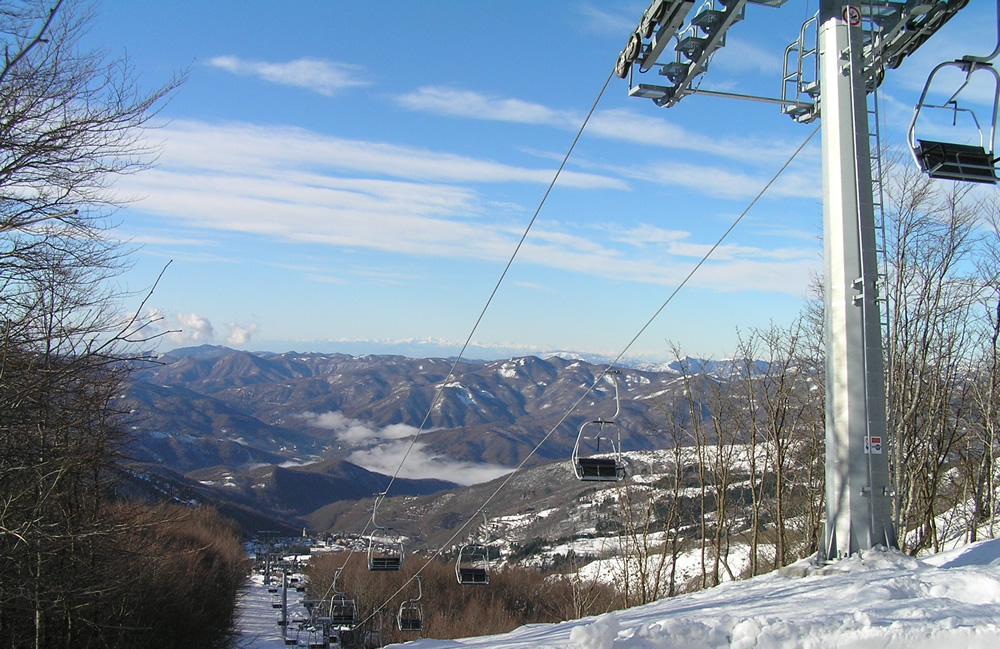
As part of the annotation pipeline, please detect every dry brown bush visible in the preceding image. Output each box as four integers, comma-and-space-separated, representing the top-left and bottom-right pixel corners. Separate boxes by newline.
121, 504, 251, 649
307, 552, 616, 647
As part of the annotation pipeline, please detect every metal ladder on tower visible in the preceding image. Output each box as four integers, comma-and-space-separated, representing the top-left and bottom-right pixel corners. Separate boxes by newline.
861, 0, 896, 516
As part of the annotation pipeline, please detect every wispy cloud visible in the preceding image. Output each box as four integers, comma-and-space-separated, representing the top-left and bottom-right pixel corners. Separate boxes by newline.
146, 120, 626, 189
577, 4, 637, 37
207, 56, 370, 95
119, 119, 818, 297
617, 158, 822, 200
396, 88, 814, 166
397, 87, 574, 126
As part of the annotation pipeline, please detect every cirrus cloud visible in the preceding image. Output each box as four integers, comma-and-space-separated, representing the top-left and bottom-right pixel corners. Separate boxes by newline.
207, 56, 370, 96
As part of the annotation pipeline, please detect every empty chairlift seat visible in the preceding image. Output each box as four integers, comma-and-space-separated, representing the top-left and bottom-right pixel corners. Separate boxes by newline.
908, 55, 1000, 185
914, 140, 998, 184
575, 456, 627, 481
397, 604, 423, 633
571, 371, 627, 483
368, 493, 405, 571
456, 543, 490, 585
397, 576, 424, 633
329, 595, 357, 628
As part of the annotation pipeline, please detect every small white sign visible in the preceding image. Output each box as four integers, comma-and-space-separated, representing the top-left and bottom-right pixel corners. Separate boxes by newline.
865, 435, 883, 454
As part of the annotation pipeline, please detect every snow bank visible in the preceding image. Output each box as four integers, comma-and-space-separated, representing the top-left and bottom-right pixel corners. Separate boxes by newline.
383, 538, 1000, 649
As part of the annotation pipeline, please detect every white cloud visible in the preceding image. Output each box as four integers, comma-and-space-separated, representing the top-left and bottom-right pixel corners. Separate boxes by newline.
171, 312, 215, 344
226, 321, 258, 346
397, 87, 574, 126
347, 440, 512, 486
296, 411, 510, 484
397, 88, 814, 167
295, 410, 511, 484
299, 411, 418, 443
115, 120, 631, 265
147, 120, 625, 189
117, 118, 820, 298
619, 158, 822, 200
207, 56, 369, 95
577, 4, 637, 37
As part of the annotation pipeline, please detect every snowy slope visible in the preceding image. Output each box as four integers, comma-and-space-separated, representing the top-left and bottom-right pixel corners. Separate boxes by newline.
377, 539, 1000, 649
238, 573, 313, 649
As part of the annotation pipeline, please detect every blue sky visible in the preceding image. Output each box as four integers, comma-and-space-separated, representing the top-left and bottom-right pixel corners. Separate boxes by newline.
85, 1, 996, 361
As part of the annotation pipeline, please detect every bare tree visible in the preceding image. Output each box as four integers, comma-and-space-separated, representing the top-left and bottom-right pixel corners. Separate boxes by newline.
882, 159, 984, 553
0, 1, 183, 647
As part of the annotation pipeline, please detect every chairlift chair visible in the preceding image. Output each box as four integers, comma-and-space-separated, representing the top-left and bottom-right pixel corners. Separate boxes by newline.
908, 0, 1000, 186
571, 371, 627, 482
306, 625, 327, 649
367, 531, 404, 571
329, 594, 357, 628
327, 568, 357, 629
456, 510, 491, 585
397, 577, 424, 633
456, 544, 490, 585
367, 493, 404, 571
909, 57, 1000, 184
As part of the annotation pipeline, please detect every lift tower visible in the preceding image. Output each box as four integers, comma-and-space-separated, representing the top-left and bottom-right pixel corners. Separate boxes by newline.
616, 0, 970, 561
815, 0, 894, 560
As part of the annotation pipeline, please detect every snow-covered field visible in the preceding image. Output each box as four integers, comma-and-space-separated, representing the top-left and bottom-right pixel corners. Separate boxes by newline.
239, 540, 1000, 649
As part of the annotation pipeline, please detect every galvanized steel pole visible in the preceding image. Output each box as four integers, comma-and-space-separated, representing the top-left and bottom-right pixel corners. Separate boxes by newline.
817, 0, 896, 561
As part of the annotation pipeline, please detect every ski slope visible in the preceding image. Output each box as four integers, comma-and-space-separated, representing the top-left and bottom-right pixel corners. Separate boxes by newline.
384, 540, 1000, 649
239, 539, 1000, 649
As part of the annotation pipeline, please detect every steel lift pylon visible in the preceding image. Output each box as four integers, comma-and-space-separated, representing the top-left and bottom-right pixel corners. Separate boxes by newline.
616, 0, 973, 561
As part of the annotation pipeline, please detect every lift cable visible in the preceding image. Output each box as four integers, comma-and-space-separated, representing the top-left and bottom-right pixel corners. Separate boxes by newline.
371, 64, 617, 505
317, 67, 617, 602
357, 120, 821, 628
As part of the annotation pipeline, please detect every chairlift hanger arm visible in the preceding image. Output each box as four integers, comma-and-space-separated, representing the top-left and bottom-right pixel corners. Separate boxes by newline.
960, 0, 1000, 63
865, 0, 970, 75
617, 1, 792, 108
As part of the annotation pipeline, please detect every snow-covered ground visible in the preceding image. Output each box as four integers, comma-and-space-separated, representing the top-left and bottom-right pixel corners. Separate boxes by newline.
239, 539, 1000, 649
237, 573, 312, 649
378, 540, 1000, 649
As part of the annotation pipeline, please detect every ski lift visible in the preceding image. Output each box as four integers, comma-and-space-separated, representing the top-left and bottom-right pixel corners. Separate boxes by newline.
305, 625, 327, 649
571, 370, 627, 482
328, 570, 357, 629
361, 609, 384, 649
367, 493, 404, 571
397, 576, 424, 633
909, 4, 1000, 184
456, 511, 491, 585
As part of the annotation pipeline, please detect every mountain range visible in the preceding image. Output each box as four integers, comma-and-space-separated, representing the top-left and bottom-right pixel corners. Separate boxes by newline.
121, 345, 758, 536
